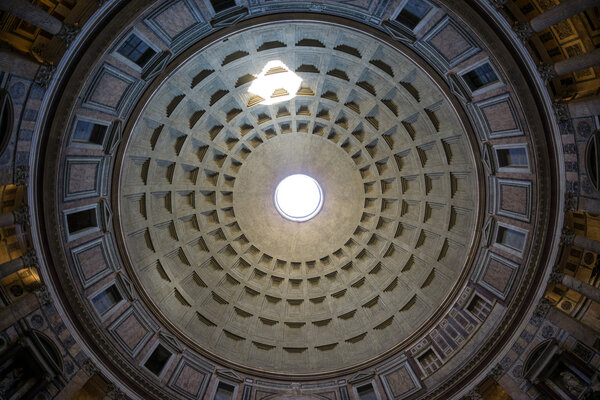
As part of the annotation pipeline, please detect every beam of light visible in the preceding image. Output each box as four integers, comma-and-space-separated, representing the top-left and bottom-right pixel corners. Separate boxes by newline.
275, 174, 323, 222
248, 60, 302, 105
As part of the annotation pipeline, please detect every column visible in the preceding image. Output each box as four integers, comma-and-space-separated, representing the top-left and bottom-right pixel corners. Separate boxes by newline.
0, 205, 29, 228
561, 229, 600, 254
568, 97, 600, 118
0, 249, 37, 278
559, 273, 600, 304
530, 0, 598, 32
0, 0, 62, 35
513, 0, 598, 41
538, 48, 600, 83
555, 47, 600, 76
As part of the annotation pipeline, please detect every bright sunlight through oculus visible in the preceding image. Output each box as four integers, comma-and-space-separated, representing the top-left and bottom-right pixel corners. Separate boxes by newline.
274, 174, 323, 222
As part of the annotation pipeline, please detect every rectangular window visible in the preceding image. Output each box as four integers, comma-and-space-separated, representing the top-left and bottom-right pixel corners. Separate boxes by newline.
66, 208, 98, 235
496, 147, 527, 168
496, 226, 526, 251
91, 284, 122, 316
395, 0, 432, 29
73, 120, 107, 145
461, 63, 498, 91
214, 382, 235, 400
417, 349, 442, 376
144, 344, 172, 376
210, 0, 237, 13
117, 34, 156, 67
356, 383, 377, 400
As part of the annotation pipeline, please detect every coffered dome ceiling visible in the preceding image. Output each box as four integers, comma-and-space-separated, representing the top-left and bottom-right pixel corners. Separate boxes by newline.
118, 22, 479, 373
35, 0, 560, 397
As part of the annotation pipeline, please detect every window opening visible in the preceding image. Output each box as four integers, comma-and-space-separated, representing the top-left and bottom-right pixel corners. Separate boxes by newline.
211, 0, 237, 13
117, 34, 156, 67
461, 63, 498, 91
66, 208, 98, 235
496, 147, 527, 168
144, 344, 172, 376
356, 383, 377, 400
395, 0, 432, 29
73, 120, 107, 145
91, 284, 122, 316
496, 226, 525, 251
214, 382, 235, 400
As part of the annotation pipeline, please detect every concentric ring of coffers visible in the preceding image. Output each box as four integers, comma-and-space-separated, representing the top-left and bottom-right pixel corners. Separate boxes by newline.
117, 21, 479, 373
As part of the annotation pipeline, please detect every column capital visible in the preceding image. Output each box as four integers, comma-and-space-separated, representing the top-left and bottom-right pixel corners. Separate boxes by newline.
553, 102, 571, 123
488, 363, 504, 381
548, 267, 565, 285
81, 358, 99, 377
34, 285, 52, 306
488, 0, 508, 9
56, 23, 80, 48
34, 63, 56, 89
565, 191, 578, 211
21, 249, 38, 268
14, 166, 29, 187
513, 22, 534, 43
534, 298, 553, 318
106, 383, 127, 400
538, 63, 558, 84
560, 229, 575, 246
13, 205, 30, 227
466, 388, 483, 400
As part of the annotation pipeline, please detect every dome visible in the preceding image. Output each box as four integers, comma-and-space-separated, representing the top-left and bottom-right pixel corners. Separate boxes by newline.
2, 0, 598, 399
117, 20, 480, 374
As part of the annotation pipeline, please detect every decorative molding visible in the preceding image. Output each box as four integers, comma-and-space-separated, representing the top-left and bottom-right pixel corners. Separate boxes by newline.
216, 368, 244, 383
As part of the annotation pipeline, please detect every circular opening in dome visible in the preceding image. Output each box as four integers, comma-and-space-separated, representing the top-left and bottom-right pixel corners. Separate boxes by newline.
274, 174, 323, 222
